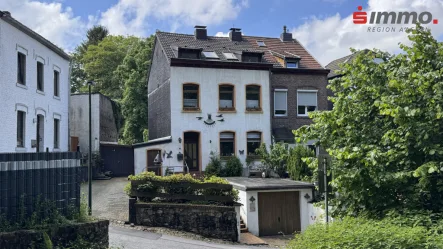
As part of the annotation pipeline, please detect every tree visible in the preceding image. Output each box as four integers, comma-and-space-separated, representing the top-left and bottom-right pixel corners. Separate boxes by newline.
115, 37, 154, 144
255, 143, 289, 177
287, 145, 315, 182
70, 25, 109, 93
294, 25, 443, 217
81, 35, 139, 99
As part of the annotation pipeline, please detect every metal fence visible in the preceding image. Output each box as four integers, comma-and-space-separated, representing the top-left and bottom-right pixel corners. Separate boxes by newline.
0, 152, 82, 221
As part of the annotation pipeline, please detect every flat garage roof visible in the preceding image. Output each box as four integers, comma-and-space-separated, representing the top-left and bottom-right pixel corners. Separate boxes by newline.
226, 177, 314, 191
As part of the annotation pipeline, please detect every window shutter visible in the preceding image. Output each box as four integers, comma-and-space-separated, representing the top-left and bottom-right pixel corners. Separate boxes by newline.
220, 132, 234, 139
298, 91, 317, 106
274, 91, 287, 111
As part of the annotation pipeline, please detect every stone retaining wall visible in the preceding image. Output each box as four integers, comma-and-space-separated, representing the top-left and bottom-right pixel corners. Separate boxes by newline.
0, 220, 109, 249
135, 202, 239, 241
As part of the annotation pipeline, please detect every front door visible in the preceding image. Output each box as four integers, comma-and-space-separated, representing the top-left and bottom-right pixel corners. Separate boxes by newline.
183, 132, 199, 172
36, 115, 44, 152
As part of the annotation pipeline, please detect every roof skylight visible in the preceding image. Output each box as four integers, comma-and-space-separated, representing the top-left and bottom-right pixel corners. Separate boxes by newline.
202, 51, 219, 59
256, 41, 266, 47
223, 52, 238, 60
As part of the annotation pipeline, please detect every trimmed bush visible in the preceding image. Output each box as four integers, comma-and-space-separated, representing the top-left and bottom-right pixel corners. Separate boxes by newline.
223, 156, 243, 177
287, 217, 443, 249
125, 172, 239, 204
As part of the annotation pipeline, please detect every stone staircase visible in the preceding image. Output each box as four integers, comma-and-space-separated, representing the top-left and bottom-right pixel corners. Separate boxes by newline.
240, 217, 248, 233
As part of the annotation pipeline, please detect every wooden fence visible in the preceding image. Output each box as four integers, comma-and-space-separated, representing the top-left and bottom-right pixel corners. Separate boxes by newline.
130, 180, 235, 203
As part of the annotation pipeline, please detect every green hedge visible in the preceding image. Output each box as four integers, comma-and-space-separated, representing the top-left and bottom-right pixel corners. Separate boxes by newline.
288, 217, 443, 249
124, 172, 239, 204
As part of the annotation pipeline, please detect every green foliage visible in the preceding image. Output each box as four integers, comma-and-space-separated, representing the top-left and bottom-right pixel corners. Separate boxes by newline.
205, 152, 223, 177
288, 217, 443, 249
42, 232, 53, 249
0, 195, 92, 233
143, 129, 149, 142
255, 143, 288, 176
224, 156, 243, 177
287, 145, 315, 182
126, 171, 239, 204
116, 36, 154, 144
294, 24, 443, 216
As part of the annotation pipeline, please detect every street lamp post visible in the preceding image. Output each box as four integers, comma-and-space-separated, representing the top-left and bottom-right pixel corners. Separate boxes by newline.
86, 80, 95, 216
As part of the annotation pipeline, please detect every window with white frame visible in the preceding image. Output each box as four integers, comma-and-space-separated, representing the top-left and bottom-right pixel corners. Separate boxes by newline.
274, 89, 287, 116
297, 90, 317, 116
220, 132, 235, 157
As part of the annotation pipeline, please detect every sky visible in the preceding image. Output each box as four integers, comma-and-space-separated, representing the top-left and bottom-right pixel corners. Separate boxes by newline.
1, 0, 442, 66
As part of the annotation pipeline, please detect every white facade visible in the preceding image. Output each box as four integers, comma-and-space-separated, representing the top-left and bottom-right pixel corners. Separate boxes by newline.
0, 18, 70, 152
135, 66, 272, 175
238, 188, 312, 236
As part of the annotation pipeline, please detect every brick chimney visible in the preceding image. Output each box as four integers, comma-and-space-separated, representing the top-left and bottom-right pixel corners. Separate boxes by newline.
194, 25, 207, 40
280, 25, 293, 42
229, 28, 242, 42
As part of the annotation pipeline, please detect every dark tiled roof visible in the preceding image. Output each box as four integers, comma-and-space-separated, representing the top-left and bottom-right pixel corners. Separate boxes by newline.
0, 10, 70, 60
325, 53, 359, 78
156, 31, 323, 69
246, 36, 323, 69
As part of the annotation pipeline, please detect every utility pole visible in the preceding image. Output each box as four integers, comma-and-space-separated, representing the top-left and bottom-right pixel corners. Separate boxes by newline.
323, 157, 328, 223
87, 81, 95, 216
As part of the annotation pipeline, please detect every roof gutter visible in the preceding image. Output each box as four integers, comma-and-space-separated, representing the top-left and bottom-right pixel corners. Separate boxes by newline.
170, 58, 273, 71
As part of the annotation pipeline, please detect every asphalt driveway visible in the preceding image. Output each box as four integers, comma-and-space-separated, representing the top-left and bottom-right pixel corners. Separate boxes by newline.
81, 177, 129, 221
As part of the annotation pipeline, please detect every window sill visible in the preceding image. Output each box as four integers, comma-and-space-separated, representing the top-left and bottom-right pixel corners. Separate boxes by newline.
274, 115, 288, 119
297, 115, 311, 119
245, 109, 263, 114
53, 96, 61, 100
246, 155, 261, 160
220, 156, 235, 160
36, 90, 45, 95
218, 109, 236, 113
182, 109, 201, 113
15, 147, 27, 152
16, 83, 27, 89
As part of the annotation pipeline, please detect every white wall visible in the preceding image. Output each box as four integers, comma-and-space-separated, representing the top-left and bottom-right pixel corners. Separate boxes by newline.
237, 188, 313, 236
169, 66, 272, 172
69, 94, 101, 152
0, 19, 70, 152
134, 142, 177, 175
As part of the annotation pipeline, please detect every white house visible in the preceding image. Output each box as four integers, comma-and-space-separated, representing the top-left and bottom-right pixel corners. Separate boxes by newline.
134, 27, 273, 175
0, 11, 70, 153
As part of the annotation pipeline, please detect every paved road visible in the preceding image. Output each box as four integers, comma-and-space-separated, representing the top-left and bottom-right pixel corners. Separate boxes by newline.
109, 226, 258, 249
81, 177, 129, 221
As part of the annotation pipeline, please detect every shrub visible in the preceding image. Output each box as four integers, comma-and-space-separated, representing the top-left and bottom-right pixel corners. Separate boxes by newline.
287, 217, 443, 249
126, 172, 239, 204
205, 152, 222, 177
223, 156, 243, 177
287, 145, 315, 181
255, 143, 288, 177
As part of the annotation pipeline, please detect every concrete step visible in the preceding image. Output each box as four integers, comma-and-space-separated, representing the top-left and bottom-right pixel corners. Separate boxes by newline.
240, 227, 249, 233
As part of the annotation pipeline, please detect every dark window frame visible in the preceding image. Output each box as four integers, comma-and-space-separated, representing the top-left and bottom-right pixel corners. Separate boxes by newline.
17, 111, 26, 147
54, 70, 60, 97
242, 52, 262, 63
247, 131, 262, 157
178, 48, 201, 59
37, 61, 44, 91
54, 118, 60, 149
219, 84, 235, 111
220, 131, 235, 157
246, 85, 261, 111
17, 52, 26, 85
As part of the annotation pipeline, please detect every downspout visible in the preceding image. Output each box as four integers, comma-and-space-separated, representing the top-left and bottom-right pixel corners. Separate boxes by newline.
269, 68, 274, 146
68, 58, 72, 152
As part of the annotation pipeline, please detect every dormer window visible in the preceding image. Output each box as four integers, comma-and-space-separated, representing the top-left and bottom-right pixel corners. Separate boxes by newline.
202, 51, 219, 59
223, 52, 238, 60
256, 41, 266, 47
242, 52, 262, 63
178, 48, 201, 59
286, 60, 299, 68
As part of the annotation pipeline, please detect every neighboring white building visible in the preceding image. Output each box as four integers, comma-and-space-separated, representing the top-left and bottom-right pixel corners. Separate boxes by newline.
0, 11, 70, 153
134, 27, 273, 175
70, 93, 120, 153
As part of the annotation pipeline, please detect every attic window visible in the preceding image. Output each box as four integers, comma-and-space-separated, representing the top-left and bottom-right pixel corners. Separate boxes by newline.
223, 52, 238, 60
256, 41, 266, 47
202, 51, 219, 59
286, 60, 299, 68
178, 48, 201, 59
242, 52, 262, 63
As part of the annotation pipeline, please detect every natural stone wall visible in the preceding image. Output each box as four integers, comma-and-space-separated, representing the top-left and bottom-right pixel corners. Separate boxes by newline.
135, 202, 238, 241
0, 220, 109, 249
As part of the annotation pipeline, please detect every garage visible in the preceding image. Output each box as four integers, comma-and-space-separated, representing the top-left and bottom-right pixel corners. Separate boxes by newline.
226, 177, 314, 237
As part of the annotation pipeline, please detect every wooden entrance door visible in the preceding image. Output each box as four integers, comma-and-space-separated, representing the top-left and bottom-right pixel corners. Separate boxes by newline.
258, 191, 301, 236
184, 132, 199, 172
